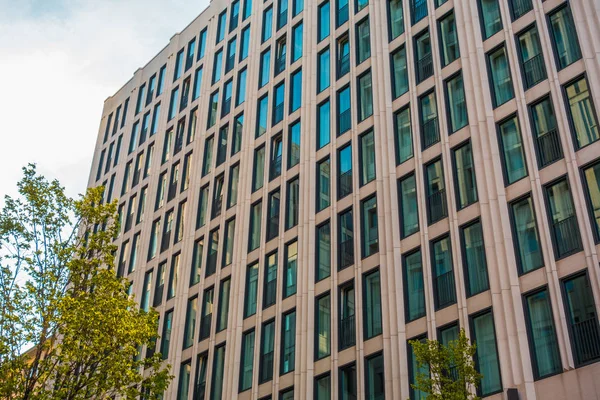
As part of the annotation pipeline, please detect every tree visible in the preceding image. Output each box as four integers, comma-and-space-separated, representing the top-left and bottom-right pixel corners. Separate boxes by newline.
0, 165, 172, 400
409, 328, 482, 400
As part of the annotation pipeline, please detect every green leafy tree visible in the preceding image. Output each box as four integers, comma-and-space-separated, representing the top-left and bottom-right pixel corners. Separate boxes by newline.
0, 165, 172, 400
409, 328, 482, 400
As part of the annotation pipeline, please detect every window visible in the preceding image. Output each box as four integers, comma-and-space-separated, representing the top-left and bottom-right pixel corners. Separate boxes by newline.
186, 39, 196, 71
337, 86, 351, 136
151, 104, 161, 136
290, 69, 302, 113
548, 5, 581, 70
207, 91, 219, 128
227, 163, 240, 208
240, 26, 251, 61
230, 0, 240, 31
317, 158, 331, 212
488, 46, 514, 108
148, 219, 160, 260
391, 46, 408, 98
461, 220, 489, 296
318, 1, 330, 42
411, 0, 427, 24
154, 261, 166, 306
249, 201, 262, 252
516, 25, 546, 89
363, 270, 382, 339
419, 91, 439, 149
223, 218, 235, 266
339, 209, 354, 269
338, 144, 353, 199
439, 12, 459, 67
523, 288, 562, 379
315, 373, 331, 400
181, 153, 192, 192
478, 0, 502, 39
226, 38, 237, 73
260, 320, 275, 383
273, 83, 285, 125
293, 0, 303, 16
318, 48, 330, 93
136, 85, 147, 116
167, 253, 180, 298
498, 116, 527, 185
232, 114, 244, 155
339, 282, 356, 349
288, 120, 301, 168
239, 329, 255, 392
318, 99, 331, 149
212, 49, 223, 85
264, 251, 278, 308
562, 271, 600, 365
174, 201, 186, 243
398, 173, 419, 238
583, 161, 600, 242
160, 309, 173, 359
360, 130, 375, 185
339, 363, 357, 399
452, 141, 477, 209
128, 123, 139, 155
267, 190, 280, 241
316, 222, 331, 281
190, 238, 203, 286
253, 145, 265, 191
183, 296, 198, 348
117, 239, 128, 278
243, 0, 252, 20
196, 185, 209, 228
404, 249, 425, 322
408, 335, 428, 400
356, 18, 371, 64
415, 29, 432, 83
278, 0, 288, 30
316, 293, 331, 359
510, 196, 543, 274
337, 0, 349, 27
216, 278, 230, 332
210, 344, 225, 400
565, 77, 599, 148
280, 310, 296, 375
198, 29, 207, 59
199, 287, 214, 340
365, 353, 384, 400
338, 35, 350, 77
509, 0, 531, 20
284, 241, 298, 298
445, 73, 468, 132
216, 11, 227, 43
140, 270, 152, 312
388, 0, 404, 40
529, 96, 562, 167
470, 310, 502, 396
244, 263, 259, 317
357, 70, 373, 121
431, 235, 456, 309
361, 196, 378, 258
216, 126, 228, 167
202, 135, 214, 177
177, 360, 192, 400
236, 68, 247, 106
425, 158, 447, 224
292, 22, 303, 62
262, 7, 273, 42
544, 178, 582, 258
394, 107, 412, 165
206, 229, 219, 277
286, 178, 299, 229
257, 94, 269, 137
194, 352, 208, 399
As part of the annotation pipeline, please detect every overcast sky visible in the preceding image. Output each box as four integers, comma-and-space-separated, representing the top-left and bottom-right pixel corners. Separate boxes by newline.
0, 0, 210, 202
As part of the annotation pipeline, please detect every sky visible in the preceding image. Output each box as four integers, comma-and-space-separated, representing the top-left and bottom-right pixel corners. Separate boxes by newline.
0, 0, 210, 202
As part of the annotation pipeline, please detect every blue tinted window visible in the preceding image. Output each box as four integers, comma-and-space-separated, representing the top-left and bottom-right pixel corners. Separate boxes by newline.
263, 7, 273, 42
168, 87, 179, 120
157, 65, 166, 95
318, 100, 330, 149
213, 49, 223, 84
236, 69, 247, 106
318, 49, 330, 93
174, 50, 184, 81
240, 26, 251, 61
259, 49, 271, 87
217, 11, 227, 43
198, 29, 207, 59
290, 69, 302, 112
292, 22, 303, 61
193, 67, 203, 100
319, 1, 330, 42
257, 95, 269, 137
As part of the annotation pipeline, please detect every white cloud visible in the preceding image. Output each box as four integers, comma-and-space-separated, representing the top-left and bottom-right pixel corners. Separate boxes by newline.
0, 0, 209, 202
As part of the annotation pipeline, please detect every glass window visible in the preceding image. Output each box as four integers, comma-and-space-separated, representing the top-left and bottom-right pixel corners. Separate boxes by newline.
177, 361, 191, 400
216, 11, 227, 43
264, 251, 278, 308
411, 0, 427, 24
232, 114, 244, 156
260, 320, 275, 383
253, 145, 265, 191
292, 22, 303, 62
479, 0, 502, 39
316, 221, 331, 281
509, 0, 532, 20
356, 18, 371, 64
174, 50, 184, 82
360, 130, 376, 186
216, 278, 230, 332
198, 29, 207, 59
286, 178, 299, 229
207, 90, 219, 128
230, 0, 240, 31
154, 261, 166, 306
315, 373, 331, 400
471, 311, 502, 396
420, 91, 439, 149
244, 262, 259, 318
210, 344, 225, 400
290, 69, 302, 112
226, 38, 237, 74
391, 46, 408, 99
183, 296, 198, 348
212, 49, 223, 84
404, 249, 425, 322
565, 77, 599, 148
530, 96, 562, 167
157, 65, 167, 95
260, 49, 271, 88
452, 141, 477, 209
461, 220, 489, 296
278, 0, 288, 30
222, 79, 233, 117
425, 159, 447, 224
318, 99, 331, 149
160, 309, 173, 359
517, 25, 546, 89
510, 196, 543, 274
318, 48, 331, 93
361, 196, 378, 258
167, 253, 179, 299
339, 209, 354, 270
316, 293, 331, 359
239, 330, 255, 391
281, 310, 296, 374
358, 71, 373, 121
398, 173, 419, 237
202, 135, 214, 177
338, 35, 350, 77
243, 0, 252, 20
140, 270, 153, 312
249, 201, 262, 252
293, 0, 303, 16
196, 185, 209, 229
544, 179, 582, 258
199, 287, 214, 340
339, 283, 355, 349
338, 144, 353, 199
257, 95, 269, 137
415, 29, 432, 83
288, 120, 301, 168
408, 336, 428, 400
227, 164, 240, 208
445, 73, 468, 132
439, 12, 459, 67
549, 5, 582, 70
273, 83, 285, 126
263, 7, 273, 42
194, 352, 208, 400
524, 288, 562, 379
267, 190, 280, 242
394, 106, 412, 165
365, 353, 384, 400
388, 0, 404, 40
240, 26, 251, 61
284, 241, 298, 298
562, 271, 600, 365
235, 69, 247, 106
317, 158, 331, 212
363, 270, 382, 339
190, 238, 203, 286
431, 235, 456, 309
583, 161, 600, 241
498, 116, 527, 184
319, 1, 330, 42
337, 0, 349, 27
338, 86, 351, 135
488, 46, 514, 107
339, 363, 357, 400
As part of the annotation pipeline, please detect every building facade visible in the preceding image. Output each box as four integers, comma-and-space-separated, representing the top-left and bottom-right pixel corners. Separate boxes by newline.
87, 0, 600, 398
